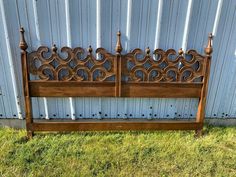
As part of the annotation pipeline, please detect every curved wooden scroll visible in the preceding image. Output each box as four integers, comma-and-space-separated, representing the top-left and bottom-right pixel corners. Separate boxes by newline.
122, 48, 206, 83
28, 45, 116, 81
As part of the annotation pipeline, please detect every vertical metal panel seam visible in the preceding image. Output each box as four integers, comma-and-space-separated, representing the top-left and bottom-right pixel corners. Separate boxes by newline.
96, 0, 101, 47
181, 0, 193, 51
65, 0, 76, 120
154, 0, 163, 49
0, 0, 22, 119
145, 0, 151, 119
191, 0, 203, 47
144, 0, 150, 46
137, 0, 143, 47
88, 0, 92, 118
96, 0, 102, 119
154, 0, 163, 118
212, 0, 224, 36
224, 8, 236, 115
32, 0, 49, 119
46, 0, 59, 118
125, 0, 132, 51
163, 0, 173, 118
215, 4, 236, 116
181, 0, 193, 118
205, 0, 223, 117
168, 0, 181, 118
192, 0, 203, 47
209, 0, 231, 116
124, 0, 132, 118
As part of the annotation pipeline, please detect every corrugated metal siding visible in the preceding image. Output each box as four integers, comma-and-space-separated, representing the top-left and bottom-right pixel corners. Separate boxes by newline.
0, 0, 236, 119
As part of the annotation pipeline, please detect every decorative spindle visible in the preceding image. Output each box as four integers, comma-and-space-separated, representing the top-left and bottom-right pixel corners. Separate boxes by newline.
204, 33, 213, 56
145, 47, 150, 56
19, 27, 28, 51
88, 45, 93, 54
178, 48, 184, 56
52, 44, 57, 53
115, 31, 122, 54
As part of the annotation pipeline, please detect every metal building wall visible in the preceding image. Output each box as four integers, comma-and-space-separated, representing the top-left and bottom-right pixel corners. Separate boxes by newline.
0, 0, 235, 119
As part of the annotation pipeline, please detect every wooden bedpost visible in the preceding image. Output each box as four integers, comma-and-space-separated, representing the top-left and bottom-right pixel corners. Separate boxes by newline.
19, 27, 33, 139
115, 31, 122, 97
195, 33, 213, 137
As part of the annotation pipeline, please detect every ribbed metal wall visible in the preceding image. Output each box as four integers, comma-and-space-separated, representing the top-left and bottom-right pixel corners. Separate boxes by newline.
0, 0, 236, 119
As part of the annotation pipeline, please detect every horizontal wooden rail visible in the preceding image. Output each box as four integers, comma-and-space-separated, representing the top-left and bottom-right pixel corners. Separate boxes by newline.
31, 121, 203, 131
121, 82, 202, 98
29, 81, 116, 97
29, 81, 202, 98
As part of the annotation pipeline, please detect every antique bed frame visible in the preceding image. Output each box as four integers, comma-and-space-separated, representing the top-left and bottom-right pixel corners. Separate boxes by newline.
19, 27, 213, 138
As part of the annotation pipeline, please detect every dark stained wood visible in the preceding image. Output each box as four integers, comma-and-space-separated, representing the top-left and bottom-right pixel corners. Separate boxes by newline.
19, 27, 33, 138
32, 121, 203, 131
121, 82, 202, 98
27, 45, 116, 82
115, 32, 122, 96
19, 28, 213, 138
196, 33, 213, 136
29, 81, 116, 97
115, 31, 122, 54
115, 54, 122, 97
122, 48, 206, 83
29, 81, 202, 98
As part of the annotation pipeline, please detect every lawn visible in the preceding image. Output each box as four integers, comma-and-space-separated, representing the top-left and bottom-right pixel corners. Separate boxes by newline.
0, 126, 235, 177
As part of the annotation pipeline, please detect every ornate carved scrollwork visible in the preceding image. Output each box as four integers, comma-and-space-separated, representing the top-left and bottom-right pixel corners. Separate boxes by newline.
122, 48, 206, 83
27, 30, 211, 83
28, 45, 116, 81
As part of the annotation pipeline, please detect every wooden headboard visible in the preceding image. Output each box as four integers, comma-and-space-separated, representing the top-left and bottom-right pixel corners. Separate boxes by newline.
19, 28, 213, 138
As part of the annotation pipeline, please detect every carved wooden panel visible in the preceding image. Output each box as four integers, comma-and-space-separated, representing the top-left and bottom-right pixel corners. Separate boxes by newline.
28, 45, 116, 81
122, 48, 206, 83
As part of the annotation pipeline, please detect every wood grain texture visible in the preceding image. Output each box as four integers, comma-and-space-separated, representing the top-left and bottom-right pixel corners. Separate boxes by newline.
122, 48, 206, 83
19, 28, 212, 138
196, 33, 213, 135
28, 46, 116, 82
32, 121, 203, 131
29, 81, 116, 97
121, 82, 202, 98
19, 27, 33, 138
29, 81, 202, 98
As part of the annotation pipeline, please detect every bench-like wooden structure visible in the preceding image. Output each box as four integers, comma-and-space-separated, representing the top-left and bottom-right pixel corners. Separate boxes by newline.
19, 27, 213, 138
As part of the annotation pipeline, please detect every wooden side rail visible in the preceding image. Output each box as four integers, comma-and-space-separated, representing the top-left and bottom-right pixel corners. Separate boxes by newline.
19, 27, 213, 138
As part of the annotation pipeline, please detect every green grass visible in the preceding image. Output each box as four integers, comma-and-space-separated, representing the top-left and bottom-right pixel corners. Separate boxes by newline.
0, 126, 235, 177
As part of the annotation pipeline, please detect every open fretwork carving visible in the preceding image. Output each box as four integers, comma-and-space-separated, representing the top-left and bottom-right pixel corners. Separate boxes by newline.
28, 45, 116, 81
122, 48, 206, 83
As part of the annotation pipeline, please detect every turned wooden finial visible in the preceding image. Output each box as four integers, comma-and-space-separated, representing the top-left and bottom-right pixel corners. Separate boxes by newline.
19, 27, 28, 51
204, 33, 213, 56
87, 45, 93, 53
52, 44, 57, 53
115, 31, 122, 54
145, 47, 150, 56
178, 48, 184, 56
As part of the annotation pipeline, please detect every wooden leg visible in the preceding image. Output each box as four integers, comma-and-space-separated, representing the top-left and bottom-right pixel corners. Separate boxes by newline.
27, 130, 34, 139
195, 129, 203, 138
196, 97, 206, 138
26, 122, 34, 139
